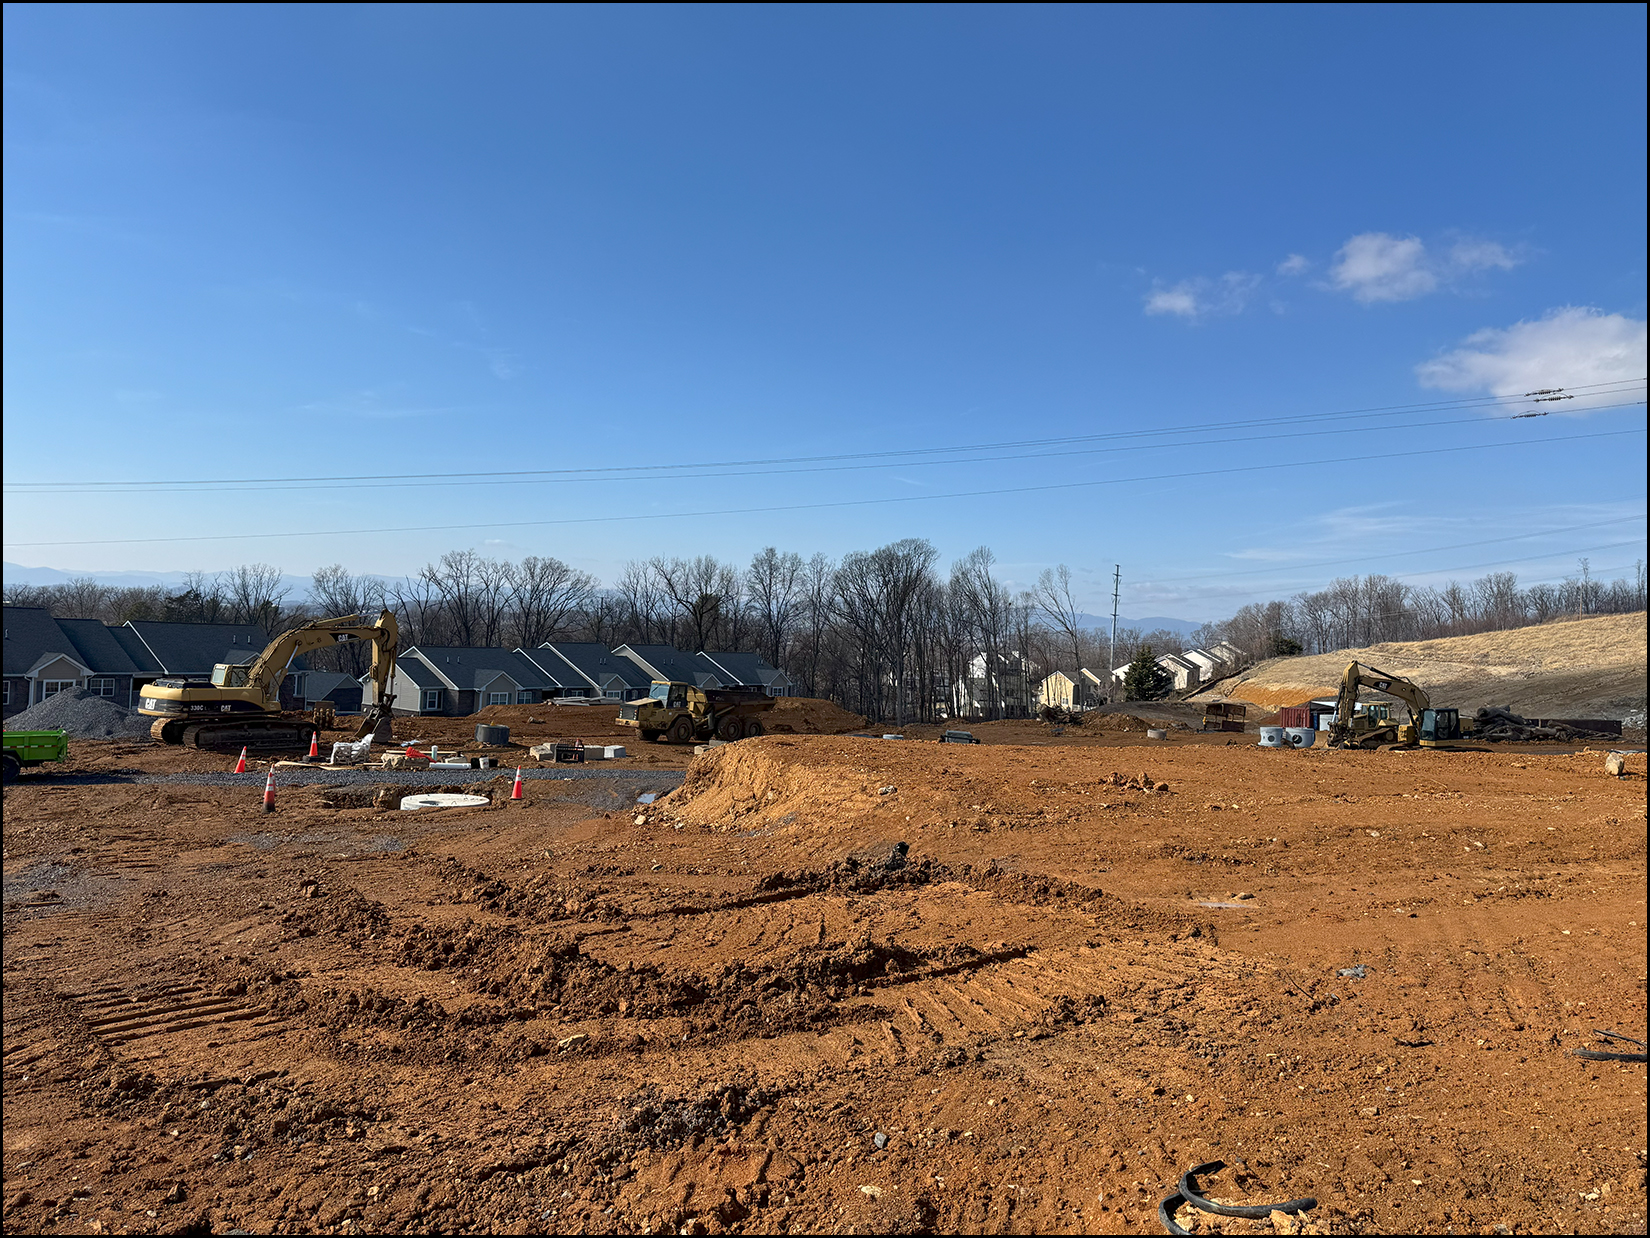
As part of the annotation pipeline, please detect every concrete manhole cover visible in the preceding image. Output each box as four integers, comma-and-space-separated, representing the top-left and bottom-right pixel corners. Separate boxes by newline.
399, 793, 490, 811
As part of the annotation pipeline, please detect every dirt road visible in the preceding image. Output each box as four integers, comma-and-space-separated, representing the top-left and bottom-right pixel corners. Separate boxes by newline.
3, 735, 1645, 1235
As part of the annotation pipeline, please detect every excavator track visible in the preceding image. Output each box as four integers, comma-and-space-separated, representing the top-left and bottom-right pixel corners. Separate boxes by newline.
176, 719, 317, 754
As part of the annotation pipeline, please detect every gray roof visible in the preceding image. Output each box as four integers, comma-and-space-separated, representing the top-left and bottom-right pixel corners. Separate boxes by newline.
614, 644, 717, 687
388, 658, 446, 690
5, 606, 147, 677
303, 671, 359, 698
4, 607, 81, 676
122, 620, 306, 676
696, 650, 787, 689
402, 647, 561, 692
537, 642, 652, 689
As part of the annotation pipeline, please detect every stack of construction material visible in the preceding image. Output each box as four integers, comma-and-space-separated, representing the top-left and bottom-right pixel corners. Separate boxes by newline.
1202, 702, 1247, 733
1472, 707, 1622, 742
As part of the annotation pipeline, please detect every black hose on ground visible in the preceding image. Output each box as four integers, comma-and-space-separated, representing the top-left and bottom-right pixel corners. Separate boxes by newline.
1179, 1160, 1319, 1219
1156, 1191, 1193, 1236
1573, 1029, 1648, 1063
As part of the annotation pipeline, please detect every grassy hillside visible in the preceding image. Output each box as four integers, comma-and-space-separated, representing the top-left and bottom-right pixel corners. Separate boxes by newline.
1192, 611, 1646, 720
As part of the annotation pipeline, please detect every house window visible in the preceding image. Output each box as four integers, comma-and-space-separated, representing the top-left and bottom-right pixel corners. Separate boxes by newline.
86, 678, 118, 698
41, 680, 78, 700
516, 691, 534, 704
2, 681, 9, 706
603, 689, 621, 699
489, 692, 510, 706
422, 689, 443, 712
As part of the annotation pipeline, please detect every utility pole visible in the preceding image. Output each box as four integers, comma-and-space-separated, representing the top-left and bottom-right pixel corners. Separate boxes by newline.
1109, 565, 1121, 696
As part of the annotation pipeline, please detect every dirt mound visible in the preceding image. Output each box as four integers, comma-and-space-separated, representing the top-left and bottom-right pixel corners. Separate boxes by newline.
1080, 711, 1157, 732
1195, 611, 1647, 718
766, 696, 868, 734
5, 688, 153, 739
473, 702, 621, 726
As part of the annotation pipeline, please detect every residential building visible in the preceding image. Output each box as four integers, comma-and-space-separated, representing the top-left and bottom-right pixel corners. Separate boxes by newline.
4, 608, 305, 718
695, 650, 795, 696
302, 671, 364, 714
1156, 653, 1201, 692
956, 650, 1033, 718
1037, 668, 1107, 712
5, 606, 145, 717
368, 646, 564, 716
1180, 648, 1225, 683
530, 643, 656, 700
612, 644, 720, 688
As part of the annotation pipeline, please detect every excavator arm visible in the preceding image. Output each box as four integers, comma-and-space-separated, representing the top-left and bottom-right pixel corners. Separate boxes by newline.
242, 610, 400, 740
1329, 661, 1432, 747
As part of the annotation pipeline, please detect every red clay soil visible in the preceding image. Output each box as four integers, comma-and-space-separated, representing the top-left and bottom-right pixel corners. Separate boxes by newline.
2, 735, 1644, 1235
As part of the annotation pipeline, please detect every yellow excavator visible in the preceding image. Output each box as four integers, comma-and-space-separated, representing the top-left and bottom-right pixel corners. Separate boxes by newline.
138, 611, 399, 752
1327, 661, 1462, 750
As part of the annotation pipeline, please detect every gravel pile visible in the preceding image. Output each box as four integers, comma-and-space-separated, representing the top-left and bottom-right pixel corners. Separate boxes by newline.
5, 689, 155, 740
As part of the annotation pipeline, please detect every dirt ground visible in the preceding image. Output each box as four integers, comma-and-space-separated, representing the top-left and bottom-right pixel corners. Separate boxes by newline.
3, 732, 1645, 1236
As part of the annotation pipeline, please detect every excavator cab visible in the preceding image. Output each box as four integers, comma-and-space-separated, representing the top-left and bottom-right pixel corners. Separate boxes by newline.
1418, 708, 1461, 746
210, 664, 251, 687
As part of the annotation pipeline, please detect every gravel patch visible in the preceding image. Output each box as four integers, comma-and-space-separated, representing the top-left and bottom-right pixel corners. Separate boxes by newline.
5, 689, 155, 740
7, 766, 687, 791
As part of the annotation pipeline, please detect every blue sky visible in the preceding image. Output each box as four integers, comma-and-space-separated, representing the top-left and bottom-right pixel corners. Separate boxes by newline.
4, 4, 1645, 621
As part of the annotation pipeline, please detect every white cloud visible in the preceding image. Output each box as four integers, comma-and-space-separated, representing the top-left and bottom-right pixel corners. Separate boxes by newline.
1416, 307, 1647, 412
1447, 238, 1519, 273
1330, 233, 1437, 302
1329, 231, 1524, 303
1143, 272, 1260, 321
1276, 254, 1310, 276
1144, 284, 1200, 318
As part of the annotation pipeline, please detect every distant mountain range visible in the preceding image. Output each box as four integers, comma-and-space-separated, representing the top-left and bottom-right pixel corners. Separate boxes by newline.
4, 562, 317, 595
1071, 613, 1204, 637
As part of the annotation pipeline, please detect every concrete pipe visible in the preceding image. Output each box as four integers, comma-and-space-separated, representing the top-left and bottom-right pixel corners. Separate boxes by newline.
1284, 727, 1317, 748
1257, 726, 1286, 748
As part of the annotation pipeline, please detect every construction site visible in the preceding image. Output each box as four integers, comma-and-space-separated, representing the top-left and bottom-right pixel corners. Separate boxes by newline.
2, 610, 1645, 1237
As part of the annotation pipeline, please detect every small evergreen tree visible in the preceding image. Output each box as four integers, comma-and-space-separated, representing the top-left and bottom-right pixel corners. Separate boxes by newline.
1123, 644, 1173, 701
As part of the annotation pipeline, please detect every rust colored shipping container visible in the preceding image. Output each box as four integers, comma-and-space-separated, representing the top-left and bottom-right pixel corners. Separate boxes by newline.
1278, 705, 1312, 729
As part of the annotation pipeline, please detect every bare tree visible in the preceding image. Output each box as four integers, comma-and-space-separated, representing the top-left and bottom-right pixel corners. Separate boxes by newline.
613, 560, 667, 645
510, 555, 597, 648
308, 565, 388, 673
652, 555, 737, 651
1033, 565, 1086, 676
220, 564, 288, 633
747, 547, 804, 669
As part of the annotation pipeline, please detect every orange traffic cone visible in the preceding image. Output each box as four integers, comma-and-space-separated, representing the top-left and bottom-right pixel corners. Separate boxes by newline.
233, 746, 248, 774
262, 768, 277, 813
308, 731, 320, 760
511, 768, 524, 801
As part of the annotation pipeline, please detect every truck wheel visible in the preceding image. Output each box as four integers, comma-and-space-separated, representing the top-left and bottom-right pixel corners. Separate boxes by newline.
3, 753, 20, 783
667, 717, 694, 744
717, 715, 744, 741
743, 718, 764, 738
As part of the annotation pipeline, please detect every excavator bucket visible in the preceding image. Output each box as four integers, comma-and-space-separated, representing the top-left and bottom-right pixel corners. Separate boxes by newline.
353, 703, 395, 744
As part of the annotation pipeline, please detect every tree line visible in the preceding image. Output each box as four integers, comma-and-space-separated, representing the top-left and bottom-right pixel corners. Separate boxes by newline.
1195, 559, 1647, 662
5, 548, 1644, 722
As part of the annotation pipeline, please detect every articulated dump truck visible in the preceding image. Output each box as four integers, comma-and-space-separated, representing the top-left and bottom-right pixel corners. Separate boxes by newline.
616, 682, 775, 744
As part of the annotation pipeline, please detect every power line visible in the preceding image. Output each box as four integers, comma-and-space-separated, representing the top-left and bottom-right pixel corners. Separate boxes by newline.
5, 379, 1643, 493
6, 424, 1642, 549
11, 401, 1644, 496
